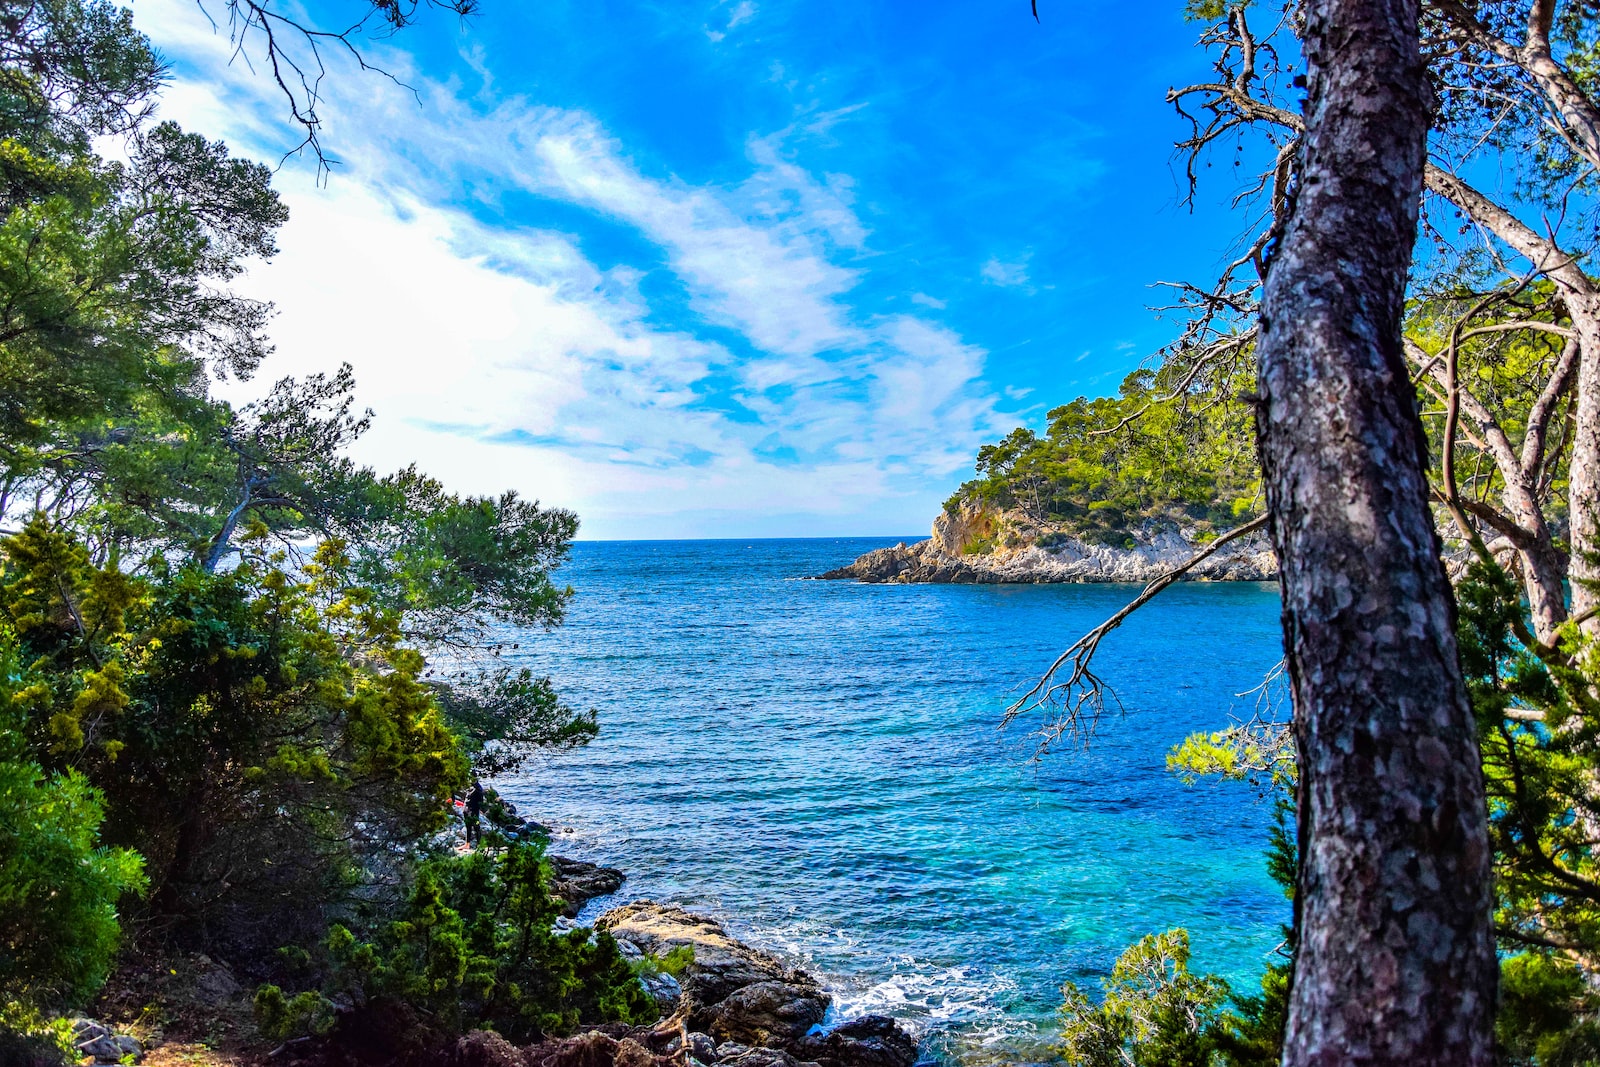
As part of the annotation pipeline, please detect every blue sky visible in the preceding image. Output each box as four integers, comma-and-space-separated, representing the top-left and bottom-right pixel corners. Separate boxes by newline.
133, 0, 1258, 538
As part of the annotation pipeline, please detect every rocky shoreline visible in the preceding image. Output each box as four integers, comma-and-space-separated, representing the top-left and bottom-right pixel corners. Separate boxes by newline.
817, 504, 1276, 585
450, 859, 923, 1067
73, 815, 922, 1067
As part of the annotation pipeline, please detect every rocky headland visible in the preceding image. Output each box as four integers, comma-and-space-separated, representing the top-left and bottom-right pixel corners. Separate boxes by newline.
818, 503, 1276, 584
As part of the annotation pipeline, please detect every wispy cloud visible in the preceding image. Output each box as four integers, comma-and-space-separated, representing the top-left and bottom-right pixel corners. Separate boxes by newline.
134, 0, 1012, 535
980, 254, 1032, 288
708, 0, 757, 42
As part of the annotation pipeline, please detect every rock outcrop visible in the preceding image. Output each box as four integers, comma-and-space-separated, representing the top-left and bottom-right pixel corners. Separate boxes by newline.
448, 901, 920, 1067
818, 503, 1276, 584
549, 856, 627, 917
424, 898, 919, 1067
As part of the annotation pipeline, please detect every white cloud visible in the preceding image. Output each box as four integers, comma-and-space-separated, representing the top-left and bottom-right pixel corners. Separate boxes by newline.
910, 292, 947, 309
980, 254, 1032, 288
132, 0, 1009, 536
708, 0, 757, 41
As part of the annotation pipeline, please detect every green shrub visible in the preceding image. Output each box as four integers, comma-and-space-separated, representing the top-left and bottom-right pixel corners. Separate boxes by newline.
253, 985, 336, 1042
269, 840, 656, 1047
0, 758, 146, 1021
1058, 929, 1228, 1067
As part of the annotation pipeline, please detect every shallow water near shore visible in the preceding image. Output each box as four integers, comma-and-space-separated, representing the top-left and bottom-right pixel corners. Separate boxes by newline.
495, 538, 1289, 1064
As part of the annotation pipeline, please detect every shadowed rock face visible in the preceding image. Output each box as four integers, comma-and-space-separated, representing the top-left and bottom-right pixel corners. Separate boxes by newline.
549, 856, 626, 918
817, 505, 1278, 584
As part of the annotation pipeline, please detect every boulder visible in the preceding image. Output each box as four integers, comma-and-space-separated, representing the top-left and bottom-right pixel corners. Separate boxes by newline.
662, 1031, 717, 1063
597, 903, 824, 1008
795, 1017, 917, 1067
704, 981, 827, 1049
550, 857, 627, 917
192, 962, 244, 1006
639, 970, 683, 1014
77, 1032, 142, 1064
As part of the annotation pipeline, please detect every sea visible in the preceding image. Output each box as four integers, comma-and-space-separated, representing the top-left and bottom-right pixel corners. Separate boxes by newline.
493, 538, 1290, 1064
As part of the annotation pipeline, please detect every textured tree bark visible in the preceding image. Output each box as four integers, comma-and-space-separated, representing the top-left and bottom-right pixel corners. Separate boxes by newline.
1564, 295, 1600, 635
1255, 0, 1497, 1063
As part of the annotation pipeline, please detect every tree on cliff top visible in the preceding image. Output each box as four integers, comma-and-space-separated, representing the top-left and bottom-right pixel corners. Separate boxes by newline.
948, 364, 1260, 548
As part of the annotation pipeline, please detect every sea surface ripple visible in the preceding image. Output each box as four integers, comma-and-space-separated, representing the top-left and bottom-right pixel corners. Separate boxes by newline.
496, 538, 1289, 1063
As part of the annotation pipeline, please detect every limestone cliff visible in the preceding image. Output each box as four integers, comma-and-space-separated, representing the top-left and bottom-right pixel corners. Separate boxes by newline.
818, 503, 1277, 584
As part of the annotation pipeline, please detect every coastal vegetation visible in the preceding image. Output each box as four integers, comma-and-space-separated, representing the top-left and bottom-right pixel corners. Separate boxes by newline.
947, 366, 1259, 549
1, 0, 1595, 1061
0, 0, 647, 1061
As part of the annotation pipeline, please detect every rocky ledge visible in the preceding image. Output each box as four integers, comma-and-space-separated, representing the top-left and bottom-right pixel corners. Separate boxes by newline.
818, 504, 1276, 584
446, 902, 920, 1067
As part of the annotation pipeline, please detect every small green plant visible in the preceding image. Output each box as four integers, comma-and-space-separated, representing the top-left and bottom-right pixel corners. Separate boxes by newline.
1058, 929, 1229, 1067
633, 945, 695, 980
253, 985, 336, 1042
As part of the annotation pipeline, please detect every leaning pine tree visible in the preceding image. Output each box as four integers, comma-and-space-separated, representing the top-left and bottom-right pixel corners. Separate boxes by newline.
1255, 0, 1498, 1061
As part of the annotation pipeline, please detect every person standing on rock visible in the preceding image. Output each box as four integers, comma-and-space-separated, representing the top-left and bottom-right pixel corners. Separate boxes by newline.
464, 777, 485, 845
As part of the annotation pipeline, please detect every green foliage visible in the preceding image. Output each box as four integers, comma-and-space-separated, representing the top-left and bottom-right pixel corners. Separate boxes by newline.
436, 667, 596, 777
949, 365, 1259, 547
0, 758, 146, 1013
0, 521, 484, 953
632, 945, 695, 982
1058, 930, 1229, 1067
291, 841, 656, 1045
1456, 562, 1600, 964
0, 0, 605, 1055
0, 625, 146, 1023
1496, 952, 1600, 1067
253, 985, 336, 1043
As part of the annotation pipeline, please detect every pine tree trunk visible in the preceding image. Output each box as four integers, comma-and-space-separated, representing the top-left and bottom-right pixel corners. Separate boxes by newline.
1566, 295, 1600, 638
1255, 0, 1497, 1062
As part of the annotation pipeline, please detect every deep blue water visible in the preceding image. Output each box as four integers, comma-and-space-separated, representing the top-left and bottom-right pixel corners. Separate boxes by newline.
494, 538, 1288, 1062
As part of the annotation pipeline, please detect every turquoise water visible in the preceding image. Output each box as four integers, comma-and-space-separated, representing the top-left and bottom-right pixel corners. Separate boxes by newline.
495, 538, 1289, 1062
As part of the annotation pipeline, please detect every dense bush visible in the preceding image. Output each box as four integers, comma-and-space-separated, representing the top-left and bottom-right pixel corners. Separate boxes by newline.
257, 841, 656, 1052
0, 624, 145, 1035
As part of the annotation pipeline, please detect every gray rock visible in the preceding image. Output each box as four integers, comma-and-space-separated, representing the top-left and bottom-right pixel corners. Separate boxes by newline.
550, 856, 626, 917
193, 964, 243, 1005
705, 981, 828, 1048
70, 1019, 110, 1042
663, 1032, 718, 1063
78, 1033, 142, 1064
796, 1017, 918, 1067
597, 903, 825, 1009
640, 970, 682, 1013
713, 1043, 751, 1061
